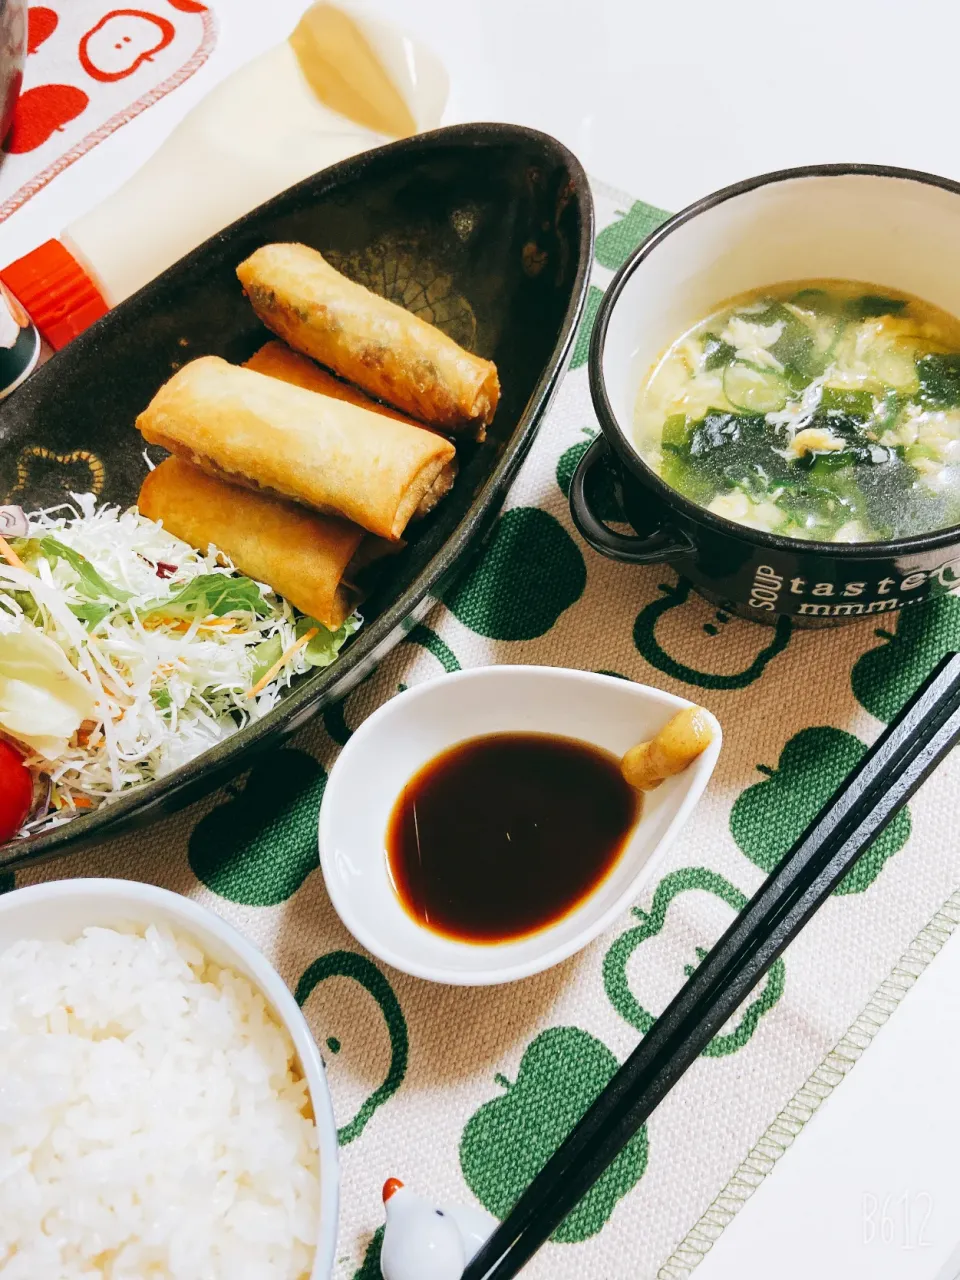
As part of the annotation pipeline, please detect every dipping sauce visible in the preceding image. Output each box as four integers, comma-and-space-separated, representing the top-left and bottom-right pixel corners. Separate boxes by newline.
386, 732, 641, 943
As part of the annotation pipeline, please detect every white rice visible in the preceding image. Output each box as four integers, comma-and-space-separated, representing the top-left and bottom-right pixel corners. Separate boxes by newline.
0, 925, 321, 1279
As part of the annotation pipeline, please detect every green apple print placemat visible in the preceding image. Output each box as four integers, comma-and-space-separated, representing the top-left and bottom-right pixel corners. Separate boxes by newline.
15, 180, 960, 1279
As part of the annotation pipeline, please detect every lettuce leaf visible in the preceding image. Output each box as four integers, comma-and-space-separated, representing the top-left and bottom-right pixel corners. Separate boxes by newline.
8, 590, 41, 625
142, 573, 270, 621
248, 634, 283, 686
151, 687, 173, 711
247, 614, 359, 688
69, 601, 114, 630
296, 613, 361, 668
38, 536, 132, 603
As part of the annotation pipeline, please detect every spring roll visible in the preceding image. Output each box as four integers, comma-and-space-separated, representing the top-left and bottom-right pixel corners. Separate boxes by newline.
236, 243, 499, 437
244, 340, 422, 424
244, 342, 458, 514
139, 457, 367, 630
135, 356, 456, 541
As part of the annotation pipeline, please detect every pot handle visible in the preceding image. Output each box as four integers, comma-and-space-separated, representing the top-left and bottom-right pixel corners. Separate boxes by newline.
569, 436, 693, 565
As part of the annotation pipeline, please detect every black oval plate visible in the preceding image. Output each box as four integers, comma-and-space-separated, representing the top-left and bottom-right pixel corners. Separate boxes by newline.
0, 122, 594, 870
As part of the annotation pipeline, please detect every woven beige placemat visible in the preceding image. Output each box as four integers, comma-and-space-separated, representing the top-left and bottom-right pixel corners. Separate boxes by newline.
14, 178, 960, 1280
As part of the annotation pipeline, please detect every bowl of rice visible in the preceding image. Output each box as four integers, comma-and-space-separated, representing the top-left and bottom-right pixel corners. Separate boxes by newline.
0, 878, 339, 1279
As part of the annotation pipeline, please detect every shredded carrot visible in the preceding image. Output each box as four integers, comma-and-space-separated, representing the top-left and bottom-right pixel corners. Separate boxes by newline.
144, 615, 250, 635
0, 534, 26, 572
246, 629, 318, 698
71, 795, 94, 809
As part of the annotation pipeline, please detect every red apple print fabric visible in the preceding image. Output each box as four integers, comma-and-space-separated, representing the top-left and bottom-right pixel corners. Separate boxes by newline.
6, 83, 90, 154
26, 7, 58, 55
0, 1, 217, 222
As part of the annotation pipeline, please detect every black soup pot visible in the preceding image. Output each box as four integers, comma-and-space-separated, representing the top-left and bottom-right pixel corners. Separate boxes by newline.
572, 164, 960, 628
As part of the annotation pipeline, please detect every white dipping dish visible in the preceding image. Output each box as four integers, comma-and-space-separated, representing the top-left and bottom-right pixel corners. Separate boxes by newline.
319, 666, 721, 985
0, 878, 340, 1280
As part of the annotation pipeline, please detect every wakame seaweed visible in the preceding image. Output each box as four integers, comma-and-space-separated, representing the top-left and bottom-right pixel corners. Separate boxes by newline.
688, 412, 775, 476
702, 334, 737, 370
765, 305, 826, 379
683, 411, 792, 492
818, 388, 875, 417
916, 353, 960, 409
846, 295, 908, 319
638, 282, 960, 542
854, 451, 948, 540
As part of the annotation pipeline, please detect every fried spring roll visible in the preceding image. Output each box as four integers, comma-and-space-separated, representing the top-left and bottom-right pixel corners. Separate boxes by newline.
135, 356, 456, 541
243, 342, 458, 518
236, 243, 499, 437
139, 457, 367, 630
244, 340, 422, 423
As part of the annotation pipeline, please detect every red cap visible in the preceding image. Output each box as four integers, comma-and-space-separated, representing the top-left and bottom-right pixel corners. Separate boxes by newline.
0, 240, 109, 350
382, 1178, 404, 1203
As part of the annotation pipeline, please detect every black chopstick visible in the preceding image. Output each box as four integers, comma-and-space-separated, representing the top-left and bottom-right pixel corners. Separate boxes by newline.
461, 651, 960, 1280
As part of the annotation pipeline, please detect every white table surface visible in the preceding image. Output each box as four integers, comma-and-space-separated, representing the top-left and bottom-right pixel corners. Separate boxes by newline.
693, 917, 960, 1280
8, 0, 960, 263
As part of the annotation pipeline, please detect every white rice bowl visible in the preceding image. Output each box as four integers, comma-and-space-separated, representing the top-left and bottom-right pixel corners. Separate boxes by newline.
0, 886, 333, 1279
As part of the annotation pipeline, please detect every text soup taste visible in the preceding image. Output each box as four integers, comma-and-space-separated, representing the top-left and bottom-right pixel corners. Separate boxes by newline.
746, 560, 960, 618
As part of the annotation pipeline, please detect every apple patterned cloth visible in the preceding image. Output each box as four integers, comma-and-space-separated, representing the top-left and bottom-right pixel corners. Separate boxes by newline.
0, 0, 216, 223
11, 171, 960, 1278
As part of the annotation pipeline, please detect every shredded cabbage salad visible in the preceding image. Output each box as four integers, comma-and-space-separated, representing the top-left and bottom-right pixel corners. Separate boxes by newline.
0, 494, 359, 835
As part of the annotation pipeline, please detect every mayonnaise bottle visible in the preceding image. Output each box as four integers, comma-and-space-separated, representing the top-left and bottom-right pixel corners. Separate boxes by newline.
1, 4, 447, 352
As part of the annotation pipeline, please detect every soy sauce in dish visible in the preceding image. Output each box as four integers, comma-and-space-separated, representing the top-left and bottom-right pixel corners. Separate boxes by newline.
386, 732, 641, 943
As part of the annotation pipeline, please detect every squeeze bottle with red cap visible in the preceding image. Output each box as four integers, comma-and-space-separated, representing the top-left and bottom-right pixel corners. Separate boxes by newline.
1, 4, 447, 353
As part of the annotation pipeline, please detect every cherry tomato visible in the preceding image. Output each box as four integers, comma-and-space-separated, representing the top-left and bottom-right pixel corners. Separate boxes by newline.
0, 740, 33, 842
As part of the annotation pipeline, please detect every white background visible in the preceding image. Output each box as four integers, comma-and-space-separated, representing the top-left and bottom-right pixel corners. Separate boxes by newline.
7, 0, 960, 261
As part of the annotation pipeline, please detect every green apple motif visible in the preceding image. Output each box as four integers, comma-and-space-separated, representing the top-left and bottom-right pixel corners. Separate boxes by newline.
594, 200, 671, 272
852, 595, 960, 723
188, 749, 326, 906
569, 285, 604, 370
567, 202, 672, 372
405, 622, 460, 674
296, 950, 408, 1146
731, 727, 911, 895
633, 577, 792, 689
321, 625, 460, 745
460, 1026, 648, 1243
352, 1227, 384, 1279
555, 428, 622, 523
603, 868, 784, 1055
322, 692, 363, 749
445, 507, 586, 641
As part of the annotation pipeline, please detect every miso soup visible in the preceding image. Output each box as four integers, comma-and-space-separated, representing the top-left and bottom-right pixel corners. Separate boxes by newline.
634, 281, 960, 542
